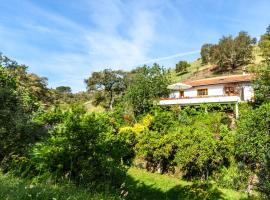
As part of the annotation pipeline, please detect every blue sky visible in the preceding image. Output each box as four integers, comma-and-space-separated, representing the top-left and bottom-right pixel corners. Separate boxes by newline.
0, 0, 270, 92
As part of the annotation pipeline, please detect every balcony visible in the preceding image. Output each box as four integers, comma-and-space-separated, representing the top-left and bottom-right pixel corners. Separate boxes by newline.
159, 95, 241, 106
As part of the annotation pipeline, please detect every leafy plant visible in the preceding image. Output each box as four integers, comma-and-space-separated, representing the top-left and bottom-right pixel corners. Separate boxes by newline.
30, 106, 135, 186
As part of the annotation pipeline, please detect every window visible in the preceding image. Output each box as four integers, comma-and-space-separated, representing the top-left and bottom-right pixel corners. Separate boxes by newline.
224, 86, 236, 96
197, 88, 208, 96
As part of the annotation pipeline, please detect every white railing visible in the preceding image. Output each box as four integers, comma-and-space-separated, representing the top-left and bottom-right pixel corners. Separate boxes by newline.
159, 95, 241, 105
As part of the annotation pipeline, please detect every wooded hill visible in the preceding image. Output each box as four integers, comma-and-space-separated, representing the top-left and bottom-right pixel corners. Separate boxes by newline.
171, 46, 263, 84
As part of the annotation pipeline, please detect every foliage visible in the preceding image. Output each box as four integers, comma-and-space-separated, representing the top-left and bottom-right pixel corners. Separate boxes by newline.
0, 66, 45, 171
236, 103, 270, 168
175, 61, 191, 74
136, 130, 178, 173
129, 108, 234, 179
257, 153, 270, 199
0, 53, 52, 104
85, 69, 127, 110
201, 43, 213, 64
259, 25, 270, 63
125, 63, 170, 115
214, 160, 252, 190
55, 86, 72, 94
53, 91, 92, 105
253, 63, 270, 104
175, 113, 234, 180
29, 106, 135, 185
202, 32, 256, 71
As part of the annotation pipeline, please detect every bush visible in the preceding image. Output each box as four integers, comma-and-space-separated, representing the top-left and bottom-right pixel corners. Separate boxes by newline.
0, 66, 44, 171
29, 106, 135, 186
236, 103, 270, 167
214, 160, 252, 190
257, 153, 270, 199
174, 113, 234, 180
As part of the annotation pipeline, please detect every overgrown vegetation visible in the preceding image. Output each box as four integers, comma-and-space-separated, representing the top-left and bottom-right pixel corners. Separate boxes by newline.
1, 26, 270, 199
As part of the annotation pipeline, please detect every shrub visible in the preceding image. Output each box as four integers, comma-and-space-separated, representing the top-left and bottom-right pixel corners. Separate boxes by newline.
0, 66, 44, 171
29, 106, 135, 186
257, 153, 270, 199
236, 103, 270, 167
174, 113, 234, 180
214, 160, 252, 190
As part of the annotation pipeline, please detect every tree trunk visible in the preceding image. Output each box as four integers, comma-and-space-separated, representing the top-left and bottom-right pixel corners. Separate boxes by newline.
109, 91, 114, 110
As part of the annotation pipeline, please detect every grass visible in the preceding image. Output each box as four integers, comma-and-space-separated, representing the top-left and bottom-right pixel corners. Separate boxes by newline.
125, 168, 251, 200
170, 59, 211, 83
0, 167, 255, 200
0, 172, 120, 200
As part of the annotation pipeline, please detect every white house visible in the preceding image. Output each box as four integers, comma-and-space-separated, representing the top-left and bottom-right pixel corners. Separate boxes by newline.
159, 74, 254, 118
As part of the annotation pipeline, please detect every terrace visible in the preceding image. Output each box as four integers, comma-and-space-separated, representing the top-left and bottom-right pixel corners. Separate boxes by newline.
159, 95, 241, 106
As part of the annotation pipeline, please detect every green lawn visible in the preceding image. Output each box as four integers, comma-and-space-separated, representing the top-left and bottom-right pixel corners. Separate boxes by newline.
0, 168, 255, 200
125, 168, 251, 200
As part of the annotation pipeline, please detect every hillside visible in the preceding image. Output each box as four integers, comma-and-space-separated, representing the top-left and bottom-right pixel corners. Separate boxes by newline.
171, 46, 263, 84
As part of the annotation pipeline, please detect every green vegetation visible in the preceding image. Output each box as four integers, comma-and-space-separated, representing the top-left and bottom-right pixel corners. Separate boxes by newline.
85, 69, 127, 110
175, 60, 191, 74
170, 58, 210, 83
125, 64, 170, 115
0, 168, 251, 200
1, 26, 270, 199
0, 171, 119, 200
201, 31, 256, 72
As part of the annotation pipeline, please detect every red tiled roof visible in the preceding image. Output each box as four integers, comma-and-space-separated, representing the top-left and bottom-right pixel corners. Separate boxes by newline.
182, 74, 253, 87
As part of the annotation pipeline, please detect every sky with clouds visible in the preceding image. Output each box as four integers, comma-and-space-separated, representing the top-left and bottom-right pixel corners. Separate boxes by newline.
0, 0, 270, 92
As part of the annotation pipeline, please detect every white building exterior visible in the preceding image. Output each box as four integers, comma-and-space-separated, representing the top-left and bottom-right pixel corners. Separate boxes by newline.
159, 74, 254, 118
168, 83, 253, 101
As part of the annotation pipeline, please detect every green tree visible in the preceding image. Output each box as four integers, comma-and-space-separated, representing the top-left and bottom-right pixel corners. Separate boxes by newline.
85, 69, 127, 110
0, 66, 44, 170
125, 63, 170, 115
253, 64, 270, 104
254, 26, 270, 104
200, 43, 213, 64
55, 86, 72, 94
236, 103, 270, 168
175, 61, 190, 74
259, 25, 270, 63
210, 32, 256, 71
0, 53, 52, 104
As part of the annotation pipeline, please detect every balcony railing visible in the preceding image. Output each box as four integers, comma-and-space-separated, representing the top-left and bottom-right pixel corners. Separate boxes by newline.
159, 95, 241, 105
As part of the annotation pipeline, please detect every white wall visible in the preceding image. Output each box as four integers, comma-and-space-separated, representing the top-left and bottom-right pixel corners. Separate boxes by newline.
184, 84, 225, 97
242, 83, 254, 101
169, 90, 180, 98
168, 82, 254, 101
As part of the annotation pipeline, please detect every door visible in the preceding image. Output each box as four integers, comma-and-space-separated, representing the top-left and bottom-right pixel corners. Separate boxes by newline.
179, 90, 184, 98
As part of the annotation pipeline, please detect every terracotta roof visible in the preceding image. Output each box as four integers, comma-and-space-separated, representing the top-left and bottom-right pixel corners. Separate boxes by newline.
182, 74, 253, 87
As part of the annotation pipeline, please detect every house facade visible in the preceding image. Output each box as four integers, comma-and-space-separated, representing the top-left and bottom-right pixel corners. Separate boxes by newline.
159, 74, 254, 118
